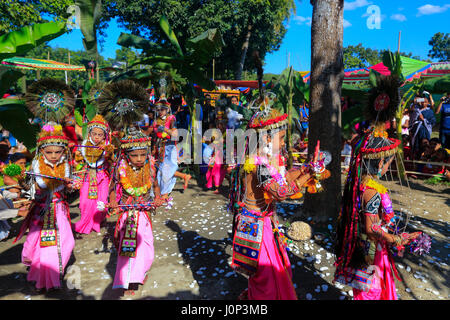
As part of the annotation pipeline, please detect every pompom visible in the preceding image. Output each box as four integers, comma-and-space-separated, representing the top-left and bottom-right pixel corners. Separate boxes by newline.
96, 201, 106, 212
3, 163, 22, 177
409, 233, 432, 256
287, 221, 312, 241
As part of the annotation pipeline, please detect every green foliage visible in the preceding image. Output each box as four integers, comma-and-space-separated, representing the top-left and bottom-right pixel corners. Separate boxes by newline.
101, 0, 295, 79
423, 74, 450, 94
116, 16, 224, 91
428, 32, 449, 62
0, 0, 74, 36
343, 43, 426, 69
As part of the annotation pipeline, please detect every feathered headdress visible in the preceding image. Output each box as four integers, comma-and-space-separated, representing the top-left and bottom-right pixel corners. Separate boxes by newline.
97, 80, 149, 131
25, 78, 75, 123
88, 81, 106, 107
334, 56, 403, 280
246, 51, 288, 132
97, 80, 151, 153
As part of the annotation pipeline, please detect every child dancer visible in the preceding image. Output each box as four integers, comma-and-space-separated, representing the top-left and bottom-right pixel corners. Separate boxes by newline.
228, 94, 328, 300
74, 115, 114, 235
205, 121, 227, 194
334, 70, 424, 300
152, 97, 190, 199
14, 79, 76, 291
98, 80, 162, 296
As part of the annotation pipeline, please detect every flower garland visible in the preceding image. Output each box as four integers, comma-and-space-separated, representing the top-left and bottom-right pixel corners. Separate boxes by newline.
38, 155, 68, 191
118, 159, 152, 197
81, 139, 105, 166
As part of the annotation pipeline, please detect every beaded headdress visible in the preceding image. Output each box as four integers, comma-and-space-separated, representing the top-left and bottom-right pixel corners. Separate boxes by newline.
36, 122, 69, 150
87, 114, 109, 134
119, 127, 152, 152
247, 94, 288, 132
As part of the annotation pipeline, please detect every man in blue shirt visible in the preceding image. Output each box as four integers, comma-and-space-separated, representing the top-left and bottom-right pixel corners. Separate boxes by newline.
436, 93, 450, 149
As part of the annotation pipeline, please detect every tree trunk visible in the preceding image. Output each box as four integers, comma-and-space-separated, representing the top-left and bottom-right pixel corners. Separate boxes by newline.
303, 0, 344, 222
235, 24, 252, 80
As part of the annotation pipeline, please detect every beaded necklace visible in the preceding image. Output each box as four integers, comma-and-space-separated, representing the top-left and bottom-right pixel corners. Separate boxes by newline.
118, 159, 152, 197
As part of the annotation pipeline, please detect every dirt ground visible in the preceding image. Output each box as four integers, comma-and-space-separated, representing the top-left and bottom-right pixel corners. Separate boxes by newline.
0, 173, 448, 300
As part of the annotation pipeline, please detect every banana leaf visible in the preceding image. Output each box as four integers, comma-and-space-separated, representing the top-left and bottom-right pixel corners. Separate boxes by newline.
0, 67, 24, 97
382, 51, 404, 82
423, 75, 450, 94
75, 0, 102, 58
185, 28, 224, 66
0, 21, 67, 61
159, 16, 183, 57
0, 99, 39, 150
117, 32, 174, 57
341, 105, 364, 138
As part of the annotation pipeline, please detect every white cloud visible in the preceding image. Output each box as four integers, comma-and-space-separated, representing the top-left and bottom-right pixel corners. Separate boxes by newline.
417, 4, 450, 16
344, 0, 372, 11
343, 19, 352, 28
390, 13, 407, 22
293, 15, 312, 26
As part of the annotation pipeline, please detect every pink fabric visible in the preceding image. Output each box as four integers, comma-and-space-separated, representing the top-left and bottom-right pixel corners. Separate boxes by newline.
248, 216, 297, 300
206, 163, 226, 188
113, 211, 154, 289
75, 170, 110, 234
353, 244, 397, 300
22, 202, 75, 290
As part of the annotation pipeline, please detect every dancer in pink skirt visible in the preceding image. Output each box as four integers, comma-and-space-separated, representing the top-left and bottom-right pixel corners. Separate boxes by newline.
98, 80, 163, 296
13, 122, 75, 291
228, 92, 327, 300
334, 71, 423, 300
205, 125, 227, 194
14, 79, 77, 291
74, 115, 114, 235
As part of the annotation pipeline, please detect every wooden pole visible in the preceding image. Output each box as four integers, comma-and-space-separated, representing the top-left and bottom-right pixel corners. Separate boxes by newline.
397, 31, 401, 53
212, 58, 215, 81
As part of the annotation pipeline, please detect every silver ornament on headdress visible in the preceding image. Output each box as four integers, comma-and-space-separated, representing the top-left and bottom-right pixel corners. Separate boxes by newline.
113, 98, 136, 115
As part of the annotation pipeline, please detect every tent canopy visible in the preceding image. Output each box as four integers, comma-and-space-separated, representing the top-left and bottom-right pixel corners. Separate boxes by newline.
1, 56, 86, 71
302, 56, 449, 84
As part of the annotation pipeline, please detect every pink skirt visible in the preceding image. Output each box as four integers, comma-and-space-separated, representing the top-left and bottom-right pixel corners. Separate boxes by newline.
248, 216, 297, 300
75, 170, 110, 234
206, 163, 226, 188
22, 202, 75, 290
353, 243, 398, 300
113, 211, 154, 289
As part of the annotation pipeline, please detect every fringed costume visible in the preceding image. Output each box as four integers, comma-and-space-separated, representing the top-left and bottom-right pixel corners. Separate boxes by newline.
14, 79, 76, 290
74, 115, 114, 234
98, 80, 159, 291
334, 61, 426, 300
228, 93, 329, 300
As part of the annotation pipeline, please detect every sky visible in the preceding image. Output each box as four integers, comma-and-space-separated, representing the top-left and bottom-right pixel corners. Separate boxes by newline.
47, 0, 449, 75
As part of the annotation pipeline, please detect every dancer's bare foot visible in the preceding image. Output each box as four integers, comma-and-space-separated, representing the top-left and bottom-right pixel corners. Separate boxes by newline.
124, 289, 135, 296
183, 174, 191, 190
143, 275, 149, 285
213, 188, 220, 194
